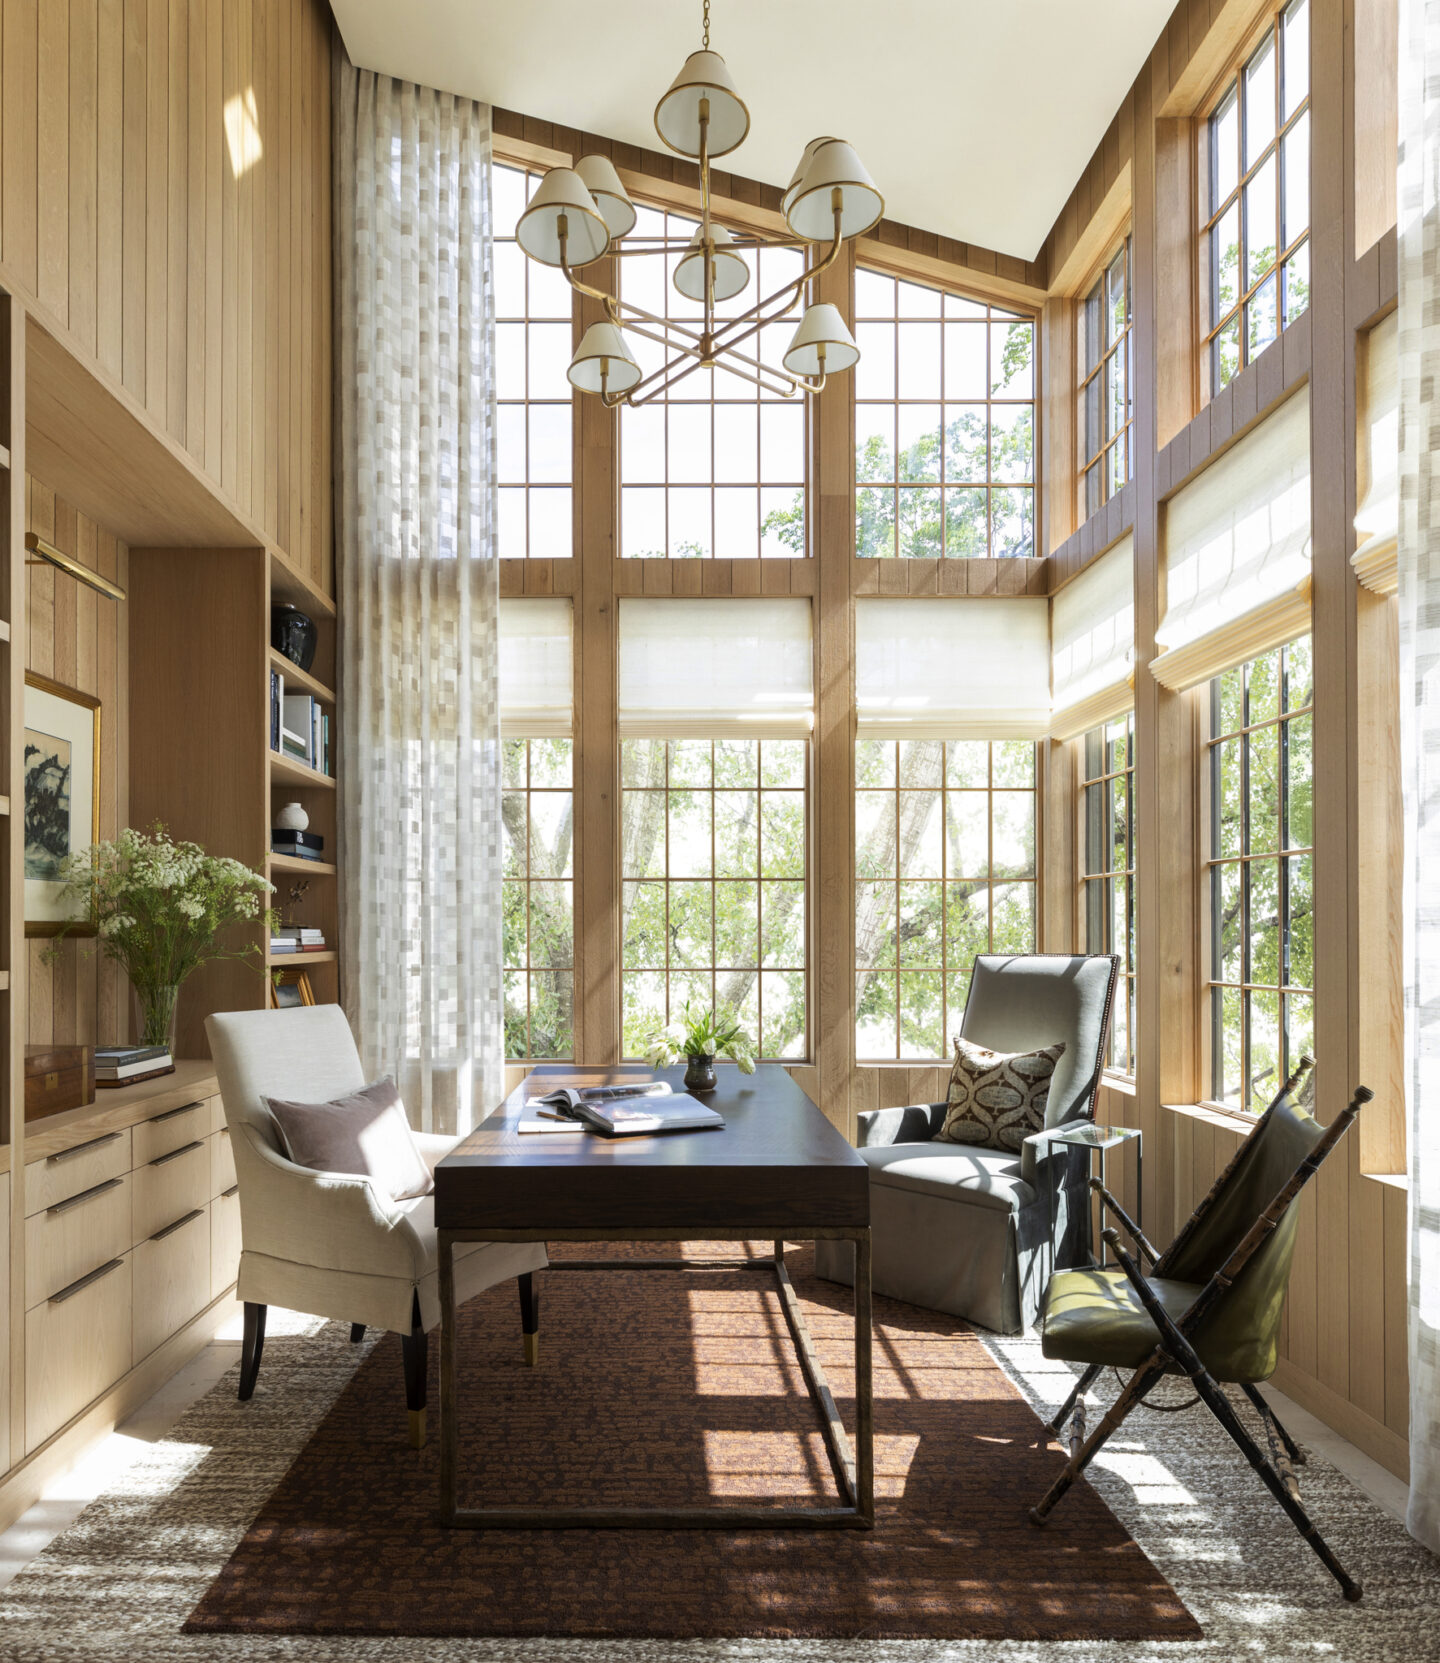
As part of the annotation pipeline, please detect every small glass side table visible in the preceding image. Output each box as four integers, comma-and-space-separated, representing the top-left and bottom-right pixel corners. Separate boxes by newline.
1030, 1122, 1143, 1275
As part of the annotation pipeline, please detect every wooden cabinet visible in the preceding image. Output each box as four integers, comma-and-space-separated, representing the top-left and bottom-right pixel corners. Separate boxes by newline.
132, 1101, 209, 1167
211, 1187, 242, 1303
132, 1211, 210, 1364
0, 1184, 9, 1476
209, 1128, 237, 1197
25, 1130, 131, 1215
132, 1142, 209, 1244
26, 1255, 132, 1454
24, 1174, 132, 1309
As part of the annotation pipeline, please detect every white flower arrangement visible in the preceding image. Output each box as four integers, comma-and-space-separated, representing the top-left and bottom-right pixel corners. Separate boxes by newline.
642, 1000, 758, 1074
54, 823, 276, 1045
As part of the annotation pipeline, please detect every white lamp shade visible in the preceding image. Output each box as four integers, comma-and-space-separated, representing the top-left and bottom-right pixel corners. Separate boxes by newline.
568, 322, 642, 395
786, 139, 884, 241
654, 51, 749, 157
782, 303, 859, 376
782, 137, 838, 213
515, 167, 611, 267
575, 154, 637, 239
674, 225, 750, 302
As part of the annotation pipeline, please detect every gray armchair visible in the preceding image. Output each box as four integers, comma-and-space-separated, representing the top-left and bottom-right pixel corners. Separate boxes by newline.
815, 953, 1120, 1334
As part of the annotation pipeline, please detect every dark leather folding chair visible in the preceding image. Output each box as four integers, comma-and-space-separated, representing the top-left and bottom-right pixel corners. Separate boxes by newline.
1030, 1056, 1371, 1602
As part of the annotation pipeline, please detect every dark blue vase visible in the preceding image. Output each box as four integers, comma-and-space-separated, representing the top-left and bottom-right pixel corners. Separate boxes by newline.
271, 604, 317, 673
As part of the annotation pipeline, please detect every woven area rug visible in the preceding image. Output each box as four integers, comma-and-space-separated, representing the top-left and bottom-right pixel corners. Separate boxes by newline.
182, 1242, 1197, 1642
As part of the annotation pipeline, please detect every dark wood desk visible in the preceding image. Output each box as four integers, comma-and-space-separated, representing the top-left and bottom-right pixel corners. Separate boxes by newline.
434, 1064, 873, 1530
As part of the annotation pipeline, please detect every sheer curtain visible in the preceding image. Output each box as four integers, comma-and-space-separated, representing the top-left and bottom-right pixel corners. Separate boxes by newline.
333, 53, 501, 1135
1399, 0, 1440, 1555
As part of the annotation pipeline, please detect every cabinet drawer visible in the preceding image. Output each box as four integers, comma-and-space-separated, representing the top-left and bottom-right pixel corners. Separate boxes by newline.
211, 1186, 242, 1301
25, 1173, 133, 1309
26, 1253, 131, 1453
132, 1100, 208, 1166
206, 1095, 227, 1137
26, 1129, 131, 1216
132, 1141, 210, 1244
209, 1127, 237, 1197
133, 1206, 210, 1362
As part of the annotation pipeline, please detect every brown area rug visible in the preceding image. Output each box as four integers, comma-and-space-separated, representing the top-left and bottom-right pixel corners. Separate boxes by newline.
184, 1242, 1200, 1642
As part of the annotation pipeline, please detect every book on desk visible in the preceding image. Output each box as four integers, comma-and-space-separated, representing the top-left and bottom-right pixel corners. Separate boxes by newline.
519, 1080, 724, 1137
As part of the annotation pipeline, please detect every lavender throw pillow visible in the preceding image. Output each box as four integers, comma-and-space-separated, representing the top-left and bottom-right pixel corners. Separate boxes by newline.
264, 1077, 434, 1202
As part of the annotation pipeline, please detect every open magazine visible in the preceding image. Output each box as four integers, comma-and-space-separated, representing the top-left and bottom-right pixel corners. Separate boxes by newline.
528, 1080, 724, 1138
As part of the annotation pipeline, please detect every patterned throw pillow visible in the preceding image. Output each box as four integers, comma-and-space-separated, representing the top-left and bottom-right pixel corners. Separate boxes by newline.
936, 1036, 1067, 1153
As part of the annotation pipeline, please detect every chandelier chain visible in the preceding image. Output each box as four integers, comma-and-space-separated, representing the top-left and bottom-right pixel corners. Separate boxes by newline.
702, 0, 710, 50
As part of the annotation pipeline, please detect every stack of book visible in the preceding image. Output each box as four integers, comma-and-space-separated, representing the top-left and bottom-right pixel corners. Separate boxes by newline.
94, 1044, 174, 1087
271, 828, 325, 863
269, 671, 332, 777
271, 926, 327, 955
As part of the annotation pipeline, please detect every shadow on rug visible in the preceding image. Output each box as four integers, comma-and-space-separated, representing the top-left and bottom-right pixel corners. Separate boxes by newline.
183, 1243, 1200, 1642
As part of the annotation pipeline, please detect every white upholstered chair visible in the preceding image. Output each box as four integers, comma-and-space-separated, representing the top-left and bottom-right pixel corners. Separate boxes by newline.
206, 1005, 547, 1447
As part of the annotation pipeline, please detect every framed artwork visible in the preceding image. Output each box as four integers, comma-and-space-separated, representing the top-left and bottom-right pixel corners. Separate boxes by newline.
24, 673, 101, 937
269, 968, 316, 1009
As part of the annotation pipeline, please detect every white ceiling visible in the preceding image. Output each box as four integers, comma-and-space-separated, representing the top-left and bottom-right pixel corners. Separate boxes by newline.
327, 1, 1171, 262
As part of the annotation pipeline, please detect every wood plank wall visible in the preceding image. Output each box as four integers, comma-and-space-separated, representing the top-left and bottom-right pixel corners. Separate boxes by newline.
0, 0, 333, 597
1036, 0, 1407, 1479
23, 476, 129, 1051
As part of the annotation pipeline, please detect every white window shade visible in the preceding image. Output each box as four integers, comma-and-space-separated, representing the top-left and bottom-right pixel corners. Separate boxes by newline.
1050, 535, 1135, 741
1354, 310, 1398, 595
498, 599, 573, 735
855, 597, 1051, 739
1152, 388, 1312, 692
618, 598, 814, 737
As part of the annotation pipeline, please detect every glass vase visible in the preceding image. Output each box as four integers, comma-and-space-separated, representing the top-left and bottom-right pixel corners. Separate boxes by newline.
133, 983, 181, 1051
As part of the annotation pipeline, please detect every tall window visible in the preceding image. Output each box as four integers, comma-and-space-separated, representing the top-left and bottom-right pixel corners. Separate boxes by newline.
1207, 638, 1313, 1111
618, 202, 807, 558
854, 271, 1035, 559
1078, 239, 1132, 521
494, 163, 575, 557
1080, 714, 1135, 1076
502, 738, 575, 1058
855, 740, 1036, 1059
620, 739, 808, 1058
1203, 0, 1310, 394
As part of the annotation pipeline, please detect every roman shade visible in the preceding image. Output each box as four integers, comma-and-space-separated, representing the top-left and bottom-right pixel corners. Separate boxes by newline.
1152, 388, 1313, 692
498, 599, 574, 736
855, 597, 1051, 739
1354, 309, 1398, 595
617, 598, 813, 737
1050, 535, 1135, 741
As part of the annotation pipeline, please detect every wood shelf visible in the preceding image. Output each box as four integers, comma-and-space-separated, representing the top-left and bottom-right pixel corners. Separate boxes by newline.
266, 949, 336, 967
268, 852, 336, 876
0, 794, 9, 816
270, 545, 337, 620
268, 647, 335, 704
0, 439, 10, 468
269, 750, 336, 790
0, 618, 10, 641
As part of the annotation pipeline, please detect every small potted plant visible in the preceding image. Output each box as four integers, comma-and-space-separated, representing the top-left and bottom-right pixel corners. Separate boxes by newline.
643, 1000, 757, 1092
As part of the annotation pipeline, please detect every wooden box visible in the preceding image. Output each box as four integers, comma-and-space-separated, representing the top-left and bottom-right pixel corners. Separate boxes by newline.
24, 1045, 95, 1124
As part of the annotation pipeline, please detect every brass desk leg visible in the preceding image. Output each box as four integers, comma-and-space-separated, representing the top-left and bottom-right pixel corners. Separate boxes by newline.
855, 1228, 874, 1524
439, 1230, 457, 1523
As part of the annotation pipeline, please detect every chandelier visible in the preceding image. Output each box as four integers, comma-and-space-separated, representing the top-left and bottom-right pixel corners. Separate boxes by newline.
514, 0, 881, 406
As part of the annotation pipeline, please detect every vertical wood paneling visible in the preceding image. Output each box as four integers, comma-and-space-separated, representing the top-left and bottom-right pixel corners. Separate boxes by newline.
22, 476, 130, 1050
0, 0, 333, 594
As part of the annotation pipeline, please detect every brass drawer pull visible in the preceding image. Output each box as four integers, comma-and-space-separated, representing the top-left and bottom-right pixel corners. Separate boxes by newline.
47, 1177, 123, 1216
50, 1258, 124, 1304
150, 1209, 204, 1243
149, 1139, 203, 1168
148, 1102, 202, 1124
47, 1131, 121, 1164
221, 1184, 239, 1198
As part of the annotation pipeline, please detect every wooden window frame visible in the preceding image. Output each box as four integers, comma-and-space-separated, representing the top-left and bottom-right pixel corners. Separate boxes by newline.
502, 736, 577, 1062
852, 266, 1039, 561
1076, 235, 1133, 526
1197, 0, 1311, 400
1201, 638, 1314, 1115
854, 738, 1041, 1064
1077, 713, 1136, 1078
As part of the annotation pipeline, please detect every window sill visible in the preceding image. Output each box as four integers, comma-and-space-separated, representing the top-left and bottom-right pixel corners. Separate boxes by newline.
1361, 1169, 1407, 1193
1164, 1099, 1259, 1133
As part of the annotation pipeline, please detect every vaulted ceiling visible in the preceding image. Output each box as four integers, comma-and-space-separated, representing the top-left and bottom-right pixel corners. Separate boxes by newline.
327, 0, 1172, 261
